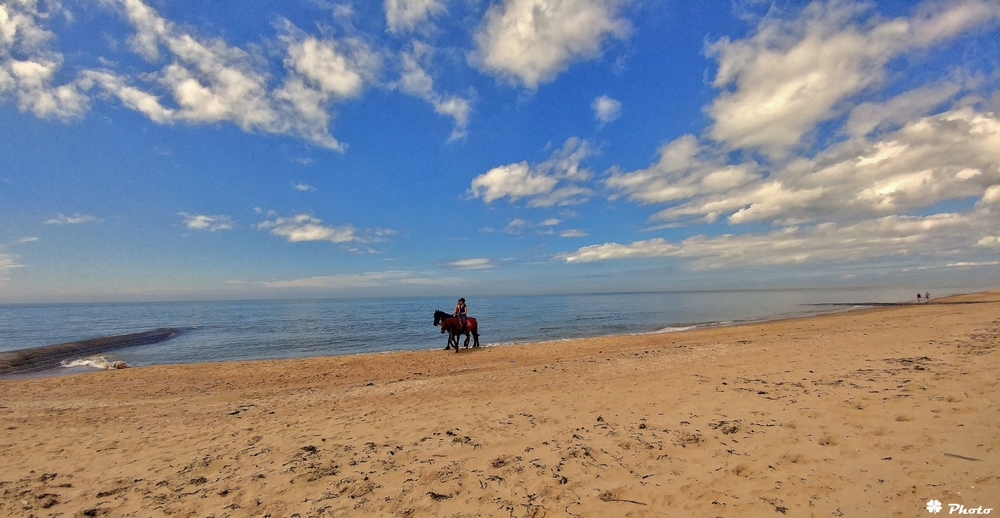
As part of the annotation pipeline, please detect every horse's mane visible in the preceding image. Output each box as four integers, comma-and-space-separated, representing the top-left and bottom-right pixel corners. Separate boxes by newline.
434, 309, 453, 325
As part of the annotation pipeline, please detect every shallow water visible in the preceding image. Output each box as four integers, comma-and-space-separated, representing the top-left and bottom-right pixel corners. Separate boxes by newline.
0, 287, 955, 370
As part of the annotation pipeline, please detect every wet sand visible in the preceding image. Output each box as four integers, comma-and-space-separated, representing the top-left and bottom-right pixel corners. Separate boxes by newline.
1, 291, 998, 517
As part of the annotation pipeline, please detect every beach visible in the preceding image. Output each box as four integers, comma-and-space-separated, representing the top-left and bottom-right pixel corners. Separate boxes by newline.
1, 291, 997, 517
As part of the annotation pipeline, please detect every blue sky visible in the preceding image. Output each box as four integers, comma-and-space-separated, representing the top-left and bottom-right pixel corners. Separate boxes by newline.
1, 0, 999, 303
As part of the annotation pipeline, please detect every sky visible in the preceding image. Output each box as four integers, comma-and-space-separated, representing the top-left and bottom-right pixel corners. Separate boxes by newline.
1, 0, 999, 303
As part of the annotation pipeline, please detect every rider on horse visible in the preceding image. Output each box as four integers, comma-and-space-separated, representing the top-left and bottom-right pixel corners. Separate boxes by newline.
454, 298, 468, 332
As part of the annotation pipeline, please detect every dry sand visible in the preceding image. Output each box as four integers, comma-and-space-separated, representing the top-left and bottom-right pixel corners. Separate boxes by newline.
1, 291, 998, 517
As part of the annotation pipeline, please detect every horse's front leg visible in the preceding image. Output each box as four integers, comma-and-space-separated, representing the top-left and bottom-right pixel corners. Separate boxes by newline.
463, 332, 470, 348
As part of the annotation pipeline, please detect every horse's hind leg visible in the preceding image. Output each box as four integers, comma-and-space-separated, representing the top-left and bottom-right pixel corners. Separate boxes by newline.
464, 333, 470, 348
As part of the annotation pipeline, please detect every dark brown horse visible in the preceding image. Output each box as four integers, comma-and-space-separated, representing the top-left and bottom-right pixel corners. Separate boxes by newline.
433, 310, 480, 351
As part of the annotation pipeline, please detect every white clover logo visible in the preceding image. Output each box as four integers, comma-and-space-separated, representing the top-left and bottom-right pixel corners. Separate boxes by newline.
926, 500, 943, 514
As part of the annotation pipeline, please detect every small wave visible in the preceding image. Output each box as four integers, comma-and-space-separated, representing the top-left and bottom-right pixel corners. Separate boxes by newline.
648, 325, 699, 334
60, 355, 129, 370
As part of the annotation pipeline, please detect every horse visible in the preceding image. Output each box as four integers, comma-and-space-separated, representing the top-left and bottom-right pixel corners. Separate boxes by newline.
433, 310, 480, 351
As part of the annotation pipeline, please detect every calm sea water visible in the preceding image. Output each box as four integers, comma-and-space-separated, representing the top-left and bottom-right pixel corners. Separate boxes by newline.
0, 287, 958, 370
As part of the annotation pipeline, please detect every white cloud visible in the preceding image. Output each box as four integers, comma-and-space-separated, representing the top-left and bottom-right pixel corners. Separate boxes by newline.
17, 236, 39, 244
76, 1, 382, 151
293, 182, 317, 192
558, 210, 998, 270
45, 213, 101, 225
3, 0, 487, 151
592, 94, 620, 124
706, 0, 1000, 156
118, 0, 279, 126
79, 70, 175, 122
648, 107, 1000, 225
257, 214, 359, 243
273, 24, 380, 150
504, 218, 529, 234
605, 134, 761, 209
473, 0, 630, 88
0, 0, 89, 119
0, 251, 24, 282
470, 137, 594, 206
259, 270, 441, 289
844, 79, 962, 139
443, 258, 496, 270
178, 212, 234, 231
559, 229, 588, 237
396, 42, 471, 141
977, 185, 1000, 207
385, 0, 445, 34
471, 162, 558, 203
946, 260, 999, 267
255, 214, 393, 247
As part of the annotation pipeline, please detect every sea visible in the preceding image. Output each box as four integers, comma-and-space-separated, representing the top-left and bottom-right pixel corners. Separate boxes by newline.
0, 287, 961, 373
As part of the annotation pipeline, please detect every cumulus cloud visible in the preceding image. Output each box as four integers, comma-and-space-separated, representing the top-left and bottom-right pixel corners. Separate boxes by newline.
626, 106, 1000, 226
605, 134, 762, 214
706, 0, 1000, 156
396, 42, 472, 141
603, 1, 1000, 232
592, 95, 620, 125
0, 0, 89, 119
470, 137, 594, 206
273, 22, 380, 150
558, 210, 999, 270
385, 0, 445, 34
255, 213, 394, 247
45, 213, 101, 225
115, 0, 284, 128
0, 0, 431, 152
844, 79, 962, 139
473, 0, 630, 88
178, 212, 234, 231
462, 0, 999, 278
3, 0, 489, 150
257, 214, 359, 243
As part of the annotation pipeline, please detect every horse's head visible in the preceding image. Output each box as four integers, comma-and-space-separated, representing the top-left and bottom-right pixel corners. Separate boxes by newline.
433, 309, 447, 326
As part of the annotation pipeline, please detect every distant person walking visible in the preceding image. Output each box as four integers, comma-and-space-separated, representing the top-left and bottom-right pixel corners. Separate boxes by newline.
917, 292, 922, 303
925, 292, 930, 302
454, 298, 468, 332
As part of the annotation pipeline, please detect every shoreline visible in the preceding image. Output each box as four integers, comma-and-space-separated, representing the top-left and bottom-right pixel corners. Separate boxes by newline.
2, 292, 980, 378
1, 290, 998, 516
